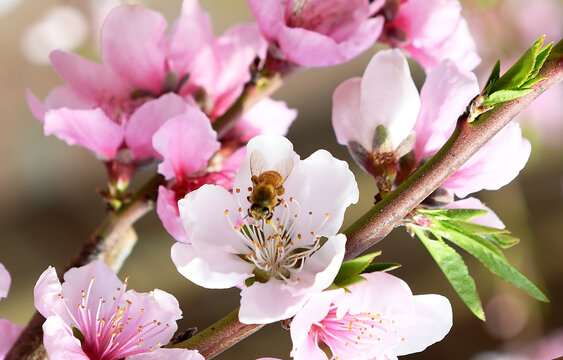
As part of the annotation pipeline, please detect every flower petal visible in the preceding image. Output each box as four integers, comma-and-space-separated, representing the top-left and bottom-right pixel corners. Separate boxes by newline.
414, 60, 479, 160
247, 0, 284, 41
295, 152, 358, 237
49, 50, 130, 100
126, 93, 191, 160
239, 279, 309, 324
332, 77, 364, 147
101, 5, 167, 93
360, 49, 420, 149
127, 348, 204, 360
443, 122, 531, 198
153, 108, 219, 180
234, 98, 297, 142
42, 316, 89, 360
34, 266, 64, 319
171, 242, 253, 289
0, 319, 23, 359
44, 108, 124, 159
156, 186, 189, 243
0, 263, 10, 299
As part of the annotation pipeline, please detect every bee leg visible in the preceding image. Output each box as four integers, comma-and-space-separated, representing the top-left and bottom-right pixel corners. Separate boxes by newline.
251, 176, 259, 186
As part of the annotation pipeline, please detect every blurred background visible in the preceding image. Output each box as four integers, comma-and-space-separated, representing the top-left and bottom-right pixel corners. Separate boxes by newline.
0, 0, 561, 359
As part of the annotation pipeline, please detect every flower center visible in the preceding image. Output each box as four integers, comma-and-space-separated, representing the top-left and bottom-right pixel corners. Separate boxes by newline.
60, 276, 170, 360
314, 307, 404, 356
226, 196, 330, 284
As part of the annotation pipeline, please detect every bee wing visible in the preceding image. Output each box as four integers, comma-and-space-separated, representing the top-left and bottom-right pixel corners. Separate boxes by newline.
272, 157, 294, 182
250, 150, 267, 178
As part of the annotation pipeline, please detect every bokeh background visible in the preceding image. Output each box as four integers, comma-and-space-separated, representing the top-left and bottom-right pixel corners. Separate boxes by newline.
0, 0, 562, 359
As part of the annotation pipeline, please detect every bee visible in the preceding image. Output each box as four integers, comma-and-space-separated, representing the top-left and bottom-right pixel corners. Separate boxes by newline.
247, 150, 294, 220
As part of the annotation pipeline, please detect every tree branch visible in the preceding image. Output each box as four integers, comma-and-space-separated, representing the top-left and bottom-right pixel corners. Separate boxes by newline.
343, 49, 562, 260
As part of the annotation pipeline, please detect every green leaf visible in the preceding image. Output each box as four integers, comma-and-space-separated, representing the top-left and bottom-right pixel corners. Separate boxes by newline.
418, 208, 489, 222
483, 60, 501, 93
333, 251, 381, 288
441, 219, 509, 235
484, 233, 520, 249
489, 35, 546, 93
363, 262, 402, 273
412, 226, 485, 320
326, 275, 367, 291
482, 88, 533, 106
519, 76, 547, 89
434, 222, 505, 258
529, 42, 554, 79
438, 224, 548, 302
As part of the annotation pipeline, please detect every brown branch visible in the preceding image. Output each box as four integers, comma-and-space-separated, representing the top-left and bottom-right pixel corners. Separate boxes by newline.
343, 50, 562, 260
168, 308, 263, 359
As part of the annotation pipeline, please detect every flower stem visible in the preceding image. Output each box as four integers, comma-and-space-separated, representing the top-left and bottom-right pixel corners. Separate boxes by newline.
168, 308, 263, 359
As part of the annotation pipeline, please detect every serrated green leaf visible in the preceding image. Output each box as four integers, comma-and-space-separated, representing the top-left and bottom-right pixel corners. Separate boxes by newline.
332, 251, 381, 287
519, 76, 547, 89
438, 225, 548, 302
484, 233, 520, 249
412, 226, 485, 320
363, 262, 402, 273
482, 88, 534, 106
483, 60, 501, 93
418, 208, 489, 222
435, 222, 505, 258
489, 35, 545, 93
441, 219, 509, 235
547, 39, 563, 61
529, 42, 553, 79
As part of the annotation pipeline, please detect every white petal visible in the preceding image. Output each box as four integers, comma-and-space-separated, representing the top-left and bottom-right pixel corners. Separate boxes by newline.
171, 242, 253, 289
127, 348, 204, 360
331, 78, 366, 148
360, 49, 420, 149
33, 266, 64, 319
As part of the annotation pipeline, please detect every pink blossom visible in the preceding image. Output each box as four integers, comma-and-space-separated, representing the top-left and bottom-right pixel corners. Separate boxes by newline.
247, 0, 384, 67
290, 272, 452, 360
333, 49, 530, 199
171, 135, 359, 324
0, 263, 24, 360
33, 260, 197, 360
381, 0, 480, 72
26, 0, 266, 181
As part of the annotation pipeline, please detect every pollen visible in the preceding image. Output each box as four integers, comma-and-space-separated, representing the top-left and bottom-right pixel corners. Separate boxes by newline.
236, 188, 240, 193
247, 187, 252, 191
224, 209, 230, 215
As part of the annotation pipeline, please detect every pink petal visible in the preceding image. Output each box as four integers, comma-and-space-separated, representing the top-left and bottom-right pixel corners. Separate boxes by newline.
0, 319, 23, 359
125, 93, 190, 160
44, 85, 97, 110
209, 24, 268, 116
101, 5, 167, 93
153, 108, 219, 180
44, 108, 124, 159
168, 0, 215, 75
49, 50, 131, 100
171, 242, 253, 289
290, 290, 341, 357
0, 263, 10, 299
246, 0, 284, 41
332, 77, 364, 147
127, 348, 204, 360
292, 332, 329, 360
443, 122, 531, 198
360, 49, 420, 149
33, 266, 64, 320
235, 98, 297, 142
42, 316, 89, 360
156, 186, 189, 243
239, 279, 309, 324
444, 197, 505, 229
414, 60, 479, 160
26, 90, 47, 124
